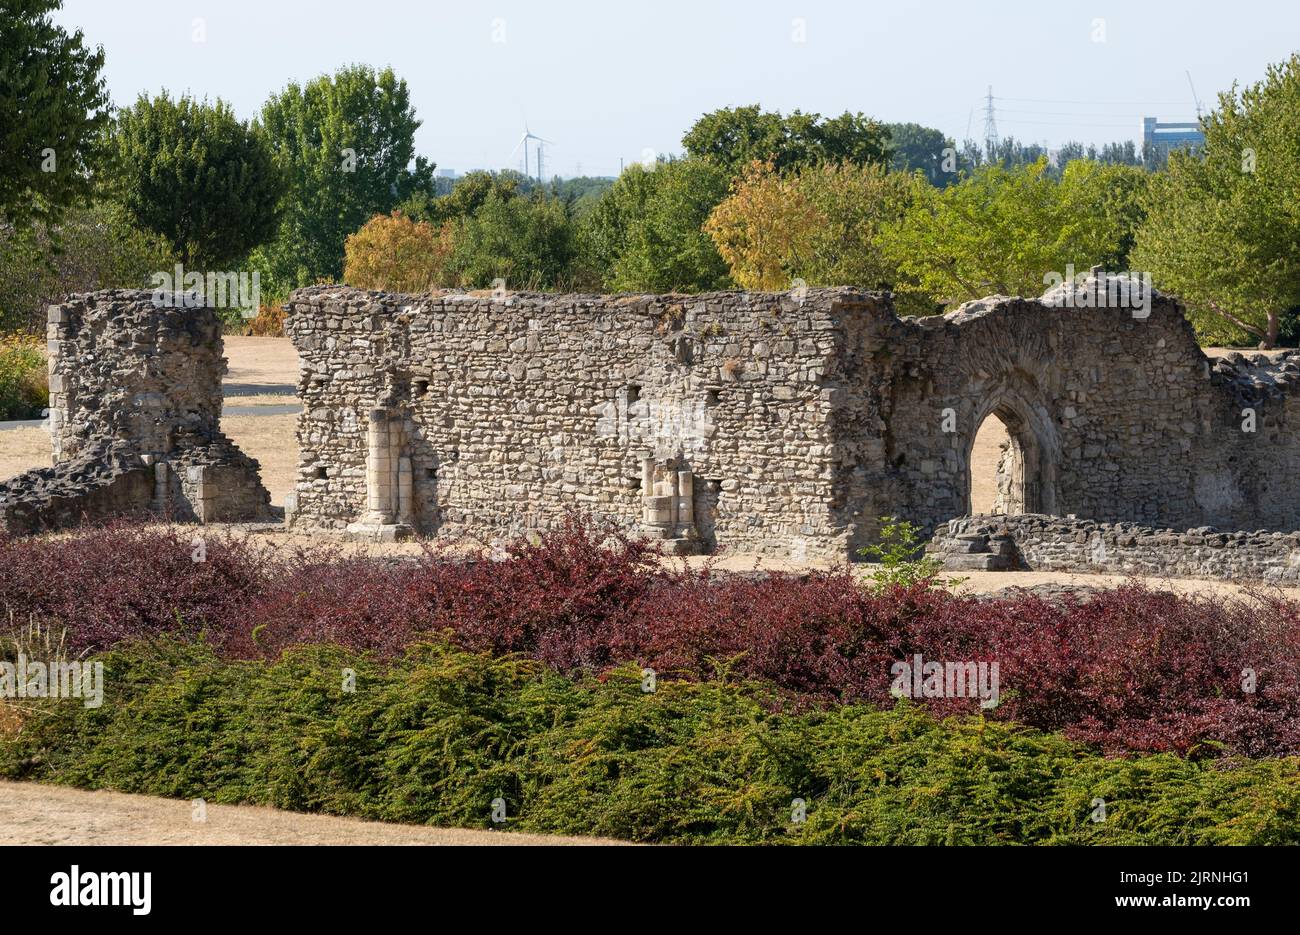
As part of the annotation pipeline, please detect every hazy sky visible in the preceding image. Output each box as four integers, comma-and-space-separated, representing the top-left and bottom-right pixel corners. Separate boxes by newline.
55, 0, 1299, 177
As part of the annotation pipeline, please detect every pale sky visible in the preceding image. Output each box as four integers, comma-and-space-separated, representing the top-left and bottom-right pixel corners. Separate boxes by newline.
55, 0, 1300, 177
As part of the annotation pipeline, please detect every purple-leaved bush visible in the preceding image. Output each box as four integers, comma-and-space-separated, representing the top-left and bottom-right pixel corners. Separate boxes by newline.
2, 517, 1297, 757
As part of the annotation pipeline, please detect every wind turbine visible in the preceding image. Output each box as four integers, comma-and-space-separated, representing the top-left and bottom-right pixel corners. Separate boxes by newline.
509, 122, 552, 183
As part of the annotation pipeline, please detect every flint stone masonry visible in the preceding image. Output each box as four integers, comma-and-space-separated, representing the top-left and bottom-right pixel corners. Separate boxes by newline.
0, 290, 270, 534
286, 276, 1300, 559
930, 514, 1300, 584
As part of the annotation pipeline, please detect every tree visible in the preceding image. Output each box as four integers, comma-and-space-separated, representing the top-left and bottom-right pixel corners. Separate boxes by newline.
886, 123, 955, 187
1077, 163, 1149, 269
343, 211, 454, 293
705, 160, 929, 308
703, 161, 816, 291
0, 0, 110, 229
108, 93, 283, 269
580, 158, 731, 293
398, 170, 521, 226
1131, 54, 1300, 348
879, 158, 1131, 307
0, 200, 174, 331
256, 65, 435, 291
682, 105, 889, 177
448, 191, 576, 290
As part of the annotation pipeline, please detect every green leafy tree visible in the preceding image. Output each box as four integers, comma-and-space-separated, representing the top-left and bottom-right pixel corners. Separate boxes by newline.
0, 200, 175, 331
398, 170, 522, 226
880, 158, 1131, 307
448, 192, 576, 290
886, 123, 956, 187
0, 0, 110, 229
579, 158, 730, 292
257, 65, 435, 291
1131, 54, 1300, 348
683, 105, 889, 177
108, 93, 283, 268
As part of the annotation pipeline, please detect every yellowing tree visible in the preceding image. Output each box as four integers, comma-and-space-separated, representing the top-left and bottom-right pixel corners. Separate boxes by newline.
343, 211, 454, 293
703, 161, 817, 291
705, 160, 930, 312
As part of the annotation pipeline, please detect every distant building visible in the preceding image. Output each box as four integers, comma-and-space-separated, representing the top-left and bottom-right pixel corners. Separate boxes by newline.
1141, 117, 1204, 153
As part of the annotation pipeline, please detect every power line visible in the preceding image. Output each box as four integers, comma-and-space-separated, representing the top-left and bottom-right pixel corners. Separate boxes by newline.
994, 95, 1191, 106
998, 107, 1196, 118
997, 118, 1150, 128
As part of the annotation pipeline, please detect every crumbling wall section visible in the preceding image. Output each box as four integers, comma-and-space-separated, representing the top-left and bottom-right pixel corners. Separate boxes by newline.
0, 290, 270, 534
930, 514, 1300, 584
860, 282, 1300, 545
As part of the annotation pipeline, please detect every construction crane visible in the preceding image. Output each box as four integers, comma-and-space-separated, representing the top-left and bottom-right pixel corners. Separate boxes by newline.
1186, 70, 1204, 119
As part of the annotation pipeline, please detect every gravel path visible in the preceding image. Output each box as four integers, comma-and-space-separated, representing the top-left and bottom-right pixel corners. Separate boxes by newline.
0, 781, 625, 846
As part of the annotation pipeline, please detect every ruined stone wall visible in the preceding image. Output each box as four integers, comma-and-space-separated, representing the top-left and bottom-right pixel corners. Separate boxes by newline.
285, 286, 878, 558
931, 514, 1300, 584
0, 290, 270, 534
286, 280, 1300, 560
845, 285, 1300, 551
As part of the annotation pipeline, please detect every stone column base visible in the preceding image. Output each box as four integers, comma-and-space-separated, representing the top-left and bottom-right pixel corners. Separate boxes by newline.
345, 521, 415, 543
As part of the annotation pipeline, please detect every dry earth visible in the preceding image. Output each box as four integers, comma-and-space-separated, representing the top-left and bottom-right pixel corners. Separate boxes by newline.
0, 781, 626, 845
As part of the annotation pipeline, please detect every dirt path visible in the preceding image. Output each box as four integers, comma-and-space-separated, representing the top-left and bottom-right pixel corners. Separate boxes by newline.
0, 781, 625, 846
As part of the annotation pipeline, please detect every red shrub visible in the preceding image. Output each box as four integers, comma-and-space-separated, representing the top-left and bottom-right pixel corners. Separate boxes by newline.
3, 517, 1300, 757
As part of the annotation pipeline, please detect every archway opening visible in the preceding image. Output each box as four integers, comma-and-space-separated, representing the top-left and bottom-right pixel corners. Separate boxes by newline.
967, 400, 1048, 517
970, 412, 1017, 514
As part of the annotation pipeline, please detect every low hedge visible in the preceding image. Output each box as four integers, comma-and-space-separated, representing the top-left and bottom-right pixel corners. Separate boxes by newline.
4, 521, 1299, 758
2, 640, 1297, 845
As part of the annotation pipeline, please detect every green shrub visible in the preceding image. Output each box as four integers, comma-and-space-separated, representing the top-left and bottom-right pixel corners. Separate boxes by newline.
0, 200, 174, 333
3, 639, 1296, 845
859, 515, 963, 591
0, 335, 47, 419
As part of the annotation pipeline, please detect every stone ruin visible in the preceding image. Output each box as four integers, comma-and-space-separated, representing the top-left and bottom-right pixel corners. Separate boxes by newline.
283, 277, 1300, 567
0, 291, 270, 534
7, 277, 1300, 583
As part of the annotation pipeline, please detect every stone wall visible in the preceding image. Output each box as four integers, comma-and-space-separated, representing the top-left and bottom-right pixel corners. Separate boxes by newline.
930, 514, 1300, 584
285, 278, 1300, 560
285, 286, 868, 558
0, 290, 270, 534
856, 284, 1300, 550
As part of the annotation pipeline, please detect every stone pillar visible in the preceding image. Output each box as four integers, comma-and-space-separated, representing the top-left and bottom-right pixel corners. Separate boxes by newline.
365, 407, 394, 523
397, 455, 414, 525
677, 470, 693, 525
347, 404, 414, 541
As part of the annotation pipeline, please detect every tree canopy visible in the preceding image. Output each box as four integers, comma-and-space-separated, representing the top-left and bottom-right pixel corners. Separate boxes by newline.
256, 64, 435, 291
879, 158, 1137, 307
1131, 53, 1300, 347
0, 0, 110, 228
579, 158, 731, 293
682, 105, 890, 177
108, 93, 284, 268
